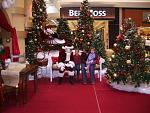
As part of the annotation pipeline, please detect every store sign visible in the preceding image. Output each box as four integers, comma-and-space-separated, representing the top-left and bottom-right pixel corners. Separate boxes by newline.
60, 7, 115, 20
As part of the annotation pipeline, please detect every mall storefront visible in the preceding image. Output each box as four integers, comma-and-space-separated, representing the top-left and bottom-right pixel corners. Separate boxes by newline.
60, 7, 120, 49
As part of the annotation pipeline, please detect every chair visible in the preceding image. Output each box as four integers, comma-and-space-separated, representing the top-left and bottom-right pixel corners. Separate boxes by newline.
0, 75, 4, 112
1, 63, 27, 104
37, 58, 48, 74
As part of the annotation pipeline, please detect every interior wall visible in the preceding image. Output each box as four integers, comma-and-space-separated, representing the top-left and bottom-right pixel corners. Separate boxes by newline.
122, 8, 150, 27
1, 0, 26, 55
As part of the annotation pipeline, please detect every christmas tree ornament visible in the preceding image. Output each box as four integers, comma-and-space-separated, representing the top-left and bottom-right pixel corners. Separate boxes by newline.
111, 54, 115, 58
120, 25, 123, 31
145, 53, 148, 57
108, 58, 112, 61
113, 73, 117, 77
126, 60, 131, 64
80, 38, 83, 41
87, 42, 90, 45
87, 33, 92, 38
125, 45, 130, 50
117, 34, 124, 41
114, 43, 117, 47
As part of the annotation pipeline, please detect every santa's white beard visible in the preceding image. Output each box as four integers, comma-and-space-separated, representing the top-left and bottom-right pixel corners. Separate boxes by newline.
65, 52, 71, 61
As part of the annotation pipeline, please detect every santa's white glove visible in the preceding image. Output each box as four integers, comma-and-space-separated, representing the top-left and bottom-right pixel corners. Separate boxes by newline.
68, 61, 75, 68
60, 66, 65, 72
58, 62, 65, 68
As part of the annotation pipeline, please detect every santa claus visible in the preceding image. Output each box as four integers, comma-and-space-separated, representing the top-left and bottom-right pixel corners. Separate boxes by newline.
57, 43, 75, 84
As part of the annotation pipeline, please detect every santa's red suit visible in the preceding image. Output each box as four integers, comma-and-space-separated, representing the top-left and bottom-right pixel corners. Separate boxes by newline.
57, 45, 75, 84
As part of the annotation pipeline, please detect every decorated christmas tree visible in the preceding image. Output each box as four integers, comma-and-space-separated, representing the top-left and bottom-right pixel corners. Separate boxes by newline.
26, 0, 47, 64
92, 29, 107, 58
76, 0, 94, 50
107, 18, 149, 87
92, 29, 108, 67
56, 18, 72, 43
32, 0, 47, 46
25, 31, 36, 64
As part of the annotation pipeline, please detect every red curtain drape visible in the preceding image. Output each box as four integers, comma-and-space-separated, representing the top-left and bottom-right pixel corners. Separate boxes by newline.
0, 9, 20, 55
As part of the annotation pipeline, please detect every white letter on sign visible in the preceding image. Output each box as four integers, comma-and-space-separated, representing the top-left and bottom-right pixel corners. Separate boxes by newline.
69, 10, 74, 16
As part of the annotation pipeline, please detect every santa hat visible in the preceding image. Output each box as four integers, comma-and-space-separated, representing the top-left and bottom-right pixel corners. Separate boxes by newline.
62, 42, 74, 50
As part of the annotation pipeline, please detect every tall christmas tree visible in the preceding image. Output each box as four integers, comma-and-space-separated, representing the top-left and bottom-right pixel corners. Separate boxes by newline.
32, 0, 47, 46
107, 18, 149, 87
56, 18, 72, 43
92, 29, 107, 58
25, 31, 36, 64
76, 0, 94, 50
92, 29, 108, 67
26, 0, 47, 64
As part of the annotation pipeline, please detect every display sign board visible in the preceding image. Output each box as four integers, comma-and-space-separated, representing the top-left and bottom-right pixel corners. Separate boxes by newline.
143, 12, 150, 23
60, 7, 116, 20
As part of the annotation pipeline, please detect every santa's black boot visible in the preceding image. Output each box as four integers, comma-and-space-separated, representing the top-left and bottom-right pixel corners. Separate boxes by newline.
69, 76, 74, 85
58, 77, 63, 85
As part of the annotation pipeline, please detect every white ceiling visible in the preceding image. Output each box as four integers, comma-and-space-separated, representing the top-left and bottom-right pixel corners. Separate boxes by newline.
58, 0, 150, 8
45, 0, 150, 24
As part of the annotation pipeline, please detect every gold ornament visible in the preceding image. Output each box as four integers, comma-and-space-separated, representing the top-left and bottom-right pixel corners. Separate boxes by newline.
126, 60, 131, 64
120, 26, 123, 31
135, 35, 138, 38
111, 54, 115, 58
125, 45, 130, 50
114, 43, 117, 47
145, 54, 148, 57
113, 73, 117, 77
108, 58, 112, 61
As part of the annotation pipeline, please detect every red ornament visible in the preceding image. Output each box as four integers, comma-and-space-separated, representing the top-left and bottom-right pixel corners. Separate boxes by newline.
80, 38, 83, 41
116, 34, 124, 41
86, 11, 90, 16
36, 48, 42, 52
87, 33, 92, 38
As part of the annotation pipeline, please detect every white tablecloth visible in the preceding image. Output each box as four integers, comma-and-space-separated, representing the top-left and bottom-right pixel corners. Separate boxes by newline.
1, 62, 26, 87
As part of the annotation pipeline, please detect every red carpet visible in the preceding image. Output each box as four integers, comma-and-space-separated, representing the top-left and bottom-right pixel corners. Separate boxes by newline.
2, 77, 150, 113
